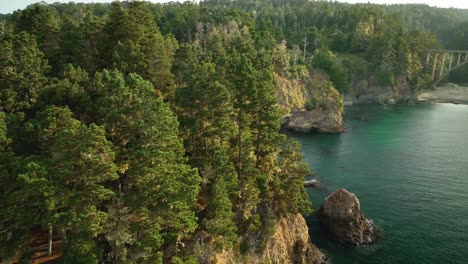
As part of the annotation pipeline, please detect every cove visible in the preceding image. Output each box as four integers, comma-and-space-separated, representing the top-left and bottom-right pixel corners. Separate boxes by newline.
289, 103, 468, 264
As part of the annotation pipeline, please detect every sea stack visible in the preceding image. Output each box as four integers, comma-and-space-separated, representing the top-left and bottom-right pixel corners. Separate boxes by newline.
316, 189, 377, 245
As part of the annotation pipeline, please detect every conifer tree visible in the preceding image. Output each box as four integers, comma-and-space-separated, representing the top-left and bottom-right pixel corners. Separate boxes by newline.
0, 32, 49, 114
37, 65, 91, 120
80, 14, 106, 74
1, 106, 117, 261
274, 139, 312, 216
100, 1, 127, 65
104, 1, 177, 96
0, 111, 10, 180
251, 64, 284, 176
230, 54, 258, 181
57, 15, 85, 69
12, 3, 60, 69
175, 52, 235, 169
203, 153, 238, 250
0, 111, 15, 258
90, 70, 200, 261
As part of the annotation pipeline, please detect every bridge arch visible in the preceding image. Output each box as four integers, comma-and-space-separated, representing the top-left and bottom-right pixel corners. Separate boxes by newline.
426, 50, 468, 87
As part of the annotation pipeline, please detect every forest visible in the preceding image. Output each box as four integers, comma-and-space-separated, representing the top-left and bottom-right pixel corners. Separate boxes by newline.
0, 0, 467, 262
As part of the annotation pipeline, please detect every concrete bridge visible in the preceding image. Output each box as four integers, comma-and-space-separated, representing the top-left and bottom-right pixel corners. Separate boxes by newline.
426, 49, 468, 87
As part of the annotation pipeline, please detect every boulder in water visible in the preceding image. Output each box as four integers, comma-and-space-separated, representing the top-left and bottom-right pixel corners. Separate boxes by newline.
316, 189, 377, 245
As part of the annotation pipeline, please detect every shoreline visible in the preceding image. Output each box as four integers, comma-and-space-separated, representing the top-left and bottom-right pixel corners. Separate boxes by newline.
343, 84, 468, 106
418, 84, 468, 105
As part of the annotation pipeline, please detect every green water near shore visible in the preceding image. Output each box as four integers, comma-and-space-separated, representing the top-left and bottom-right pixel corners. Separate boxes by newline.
290, 103, 468, 264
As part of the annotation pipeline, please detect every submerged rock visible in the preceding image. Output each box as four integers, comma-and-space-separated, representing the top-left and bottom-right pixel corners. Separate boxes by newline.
316, 189, 377, 245
304, 179, 320, 187
282, 107, 344, 134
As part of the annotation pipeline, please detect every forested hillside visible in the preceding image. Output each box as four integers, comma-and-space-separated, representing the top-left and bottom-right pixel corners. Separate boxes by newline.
0, 0, 467, 262
0, 1, 311, 262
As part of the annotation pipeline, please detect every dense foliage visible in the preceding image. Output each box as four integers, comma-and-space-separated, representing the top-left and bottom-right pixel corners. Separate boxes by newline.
195, 0, 466, 86
0, 1, 312, 262
0, 0, 466, 262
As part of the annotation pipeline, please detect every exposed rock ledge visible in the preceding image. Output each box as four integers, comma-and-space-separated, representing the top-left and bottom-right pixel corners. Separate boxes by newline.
317, 189, 377, 245
418, 83, 468, 105
347, 75, 415, 105
282, 107, 344, 134
206, 214, 326, 264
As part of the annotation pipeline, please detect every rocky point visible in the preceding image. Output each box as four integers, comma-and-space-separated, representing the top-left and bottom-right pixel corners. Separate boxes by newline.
316, 189, 377, 245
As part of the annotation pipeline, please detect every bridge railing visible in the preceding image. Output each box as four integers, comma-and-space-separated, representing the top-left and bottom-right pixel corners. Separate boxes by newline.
426, 49, 468, 54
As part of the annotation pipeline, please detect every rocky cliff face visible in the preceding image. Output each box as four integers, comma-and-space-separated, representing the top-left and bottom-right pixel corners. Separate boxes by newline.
197, 214, 326, 264
316, 189, 377, 245
275, 72, 309, 115
276, 71, 345, 134
347, 75, 415, 104
282, 108, 344, 134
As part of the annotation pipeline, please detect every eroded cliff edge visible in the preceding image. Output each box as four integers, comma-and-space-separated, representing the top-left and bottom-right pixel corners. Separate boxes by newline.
276, 69, 345, 134
196, 214, 326, 264
347, 75, 415, 105
282, 107, 344, 134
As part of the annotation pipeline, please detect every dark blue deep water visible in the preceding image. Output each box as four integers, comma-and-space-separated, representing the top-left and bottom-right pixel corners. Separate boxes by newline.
290, 103, 468, 264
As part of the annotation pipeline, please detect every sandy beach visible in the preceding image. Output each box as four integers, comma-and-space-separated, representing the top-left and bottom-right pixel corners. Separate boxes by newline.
418, 83, 468, 105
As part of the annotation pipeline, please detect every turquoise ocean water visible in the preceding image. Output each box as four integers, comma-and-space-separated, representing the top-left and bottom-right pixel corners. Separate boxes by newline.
289, 103, 468, 264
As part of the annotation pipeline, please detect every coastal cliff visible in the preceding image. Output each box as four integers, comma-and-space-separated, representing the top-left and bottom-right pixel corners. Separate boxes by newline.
347, 75, 415, 105
276, 68, 345, 134
196, 214, 326, 264
282, 106, 344, 134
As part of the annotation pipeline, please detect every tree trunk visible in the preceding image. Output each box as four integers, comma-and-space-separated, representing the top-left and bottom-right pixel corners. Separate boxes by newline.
237, 125, 242, 179
48, 225, 53, 256
237, 113, 243, 179
303, 35, 309, 63
255, 117, 262, 169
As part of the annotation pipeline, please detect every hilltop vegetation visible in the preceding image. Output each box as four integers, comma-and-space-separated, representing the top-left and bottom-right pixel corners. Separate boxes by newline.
0, 1, 311, 262
0, 0, 467, 262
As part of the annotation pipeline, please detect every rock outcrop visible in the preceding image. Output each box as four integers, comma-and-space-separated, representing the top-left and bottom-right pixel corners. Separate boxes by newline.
252, 214, 326, 264
282, 107, 344, 134
418, 83, 468, 105
347, 75, 415, 105
273, 63, 346, 134
316, 189, 377, 245
197, 214, 326, 264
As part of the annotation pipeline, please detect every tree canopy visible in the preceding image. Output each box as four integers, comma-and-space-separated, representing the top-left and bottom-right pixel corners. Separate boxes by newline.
0, 0, 464, 262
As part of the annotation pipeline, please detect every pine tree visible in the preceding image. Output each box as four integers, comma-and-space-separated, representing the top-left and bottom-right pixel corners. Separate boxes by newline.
100, 1, 127, 66
57, 15, 85, 69
37, 64, 91, 120
42, 107, 117, 261
2, 106, 118, 261
251, 62, 284, 176
175, 52, 235, 169
230, 54, 258, 181
0, 111, 16, 258
274, 139, 312, 216
203, 158, 238, 250
80, 14, 106, 74
0, 32, 49, 114
104, 1, 178, 96
13, 3, 60, 70
0, 111, 10, 178
90, 70, 200, 261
